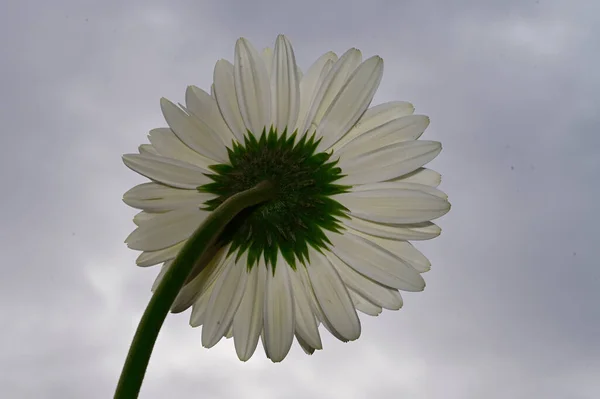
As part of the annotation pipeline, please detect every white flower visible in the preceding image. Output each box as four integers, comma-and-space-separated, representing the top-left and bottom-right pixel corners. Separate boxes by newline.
123, 35, 450, 362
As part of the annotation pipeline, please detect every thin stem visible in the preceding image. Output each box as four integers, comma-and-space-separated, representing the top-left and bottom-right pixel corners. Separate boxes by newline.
114, 181, 275, 399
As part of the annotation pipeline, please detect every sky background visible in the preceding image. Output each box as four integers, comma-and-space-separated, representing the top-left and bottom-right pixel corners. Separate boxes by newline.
1, 0, 599, 398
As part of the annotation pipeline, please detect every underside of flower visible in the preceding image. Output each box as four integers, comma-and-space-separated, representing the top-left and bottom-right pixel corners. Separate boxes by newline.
122, 34, 450, 363
202, 127, 350, 270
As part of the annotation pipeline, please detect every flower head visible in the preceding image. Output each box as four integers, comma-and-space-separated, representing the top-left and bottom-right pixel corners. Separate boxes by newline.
123, 35, 450, 362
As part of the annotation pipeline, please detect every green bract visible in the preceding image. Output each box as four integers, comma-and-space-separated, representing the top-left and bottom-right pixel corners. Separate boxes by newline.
199, 127, 351, 271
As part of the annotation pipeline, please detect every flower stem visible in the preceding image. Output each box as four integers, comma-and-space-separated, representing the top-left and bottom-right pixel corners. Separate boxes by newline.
114, 181, 275, 399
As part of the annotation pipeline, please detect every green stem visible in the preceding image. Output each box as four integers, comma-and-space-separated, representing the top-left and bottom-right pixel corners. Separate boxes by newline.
114, 181, 275, 399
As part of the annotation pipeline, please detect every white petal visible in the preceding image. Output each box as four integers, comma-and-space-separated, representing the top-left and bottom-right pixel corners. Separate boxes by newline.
326, 251, 403, 310
302, 48, 362, 137
334, 115, 429, 158
271, 35, 300, 134
185, 85, 236, 146
396, 243, 431, 273
352, 181, 448, 200
343, 215, 442, 241
125, 207, 208, 251
233, 258, 267, 361
147, 128, 214, 169
306, 248, 361, 341
289, 267, 322, 350
295, 52, 338, 134
122, 153, 211, 189
262, 47, 273, 77
295, 265, 326, 327
189, 282, 214, 327
348, 290, 383, 316
139, 144, 159, 155
160, 98, 227, 162
151, 261, 171, 292
234, 38, 271, 135
316, 56, 384, 152
336, 182, 450, 224
136, 241, 184, 267
133, 211, 161, 226
296, 333, 317, 355
263, 253, 295, 362
202, 253, 249, 348
382, 241, 431, 273
213, 59, 247, 142
260, 330, 271, 360
327, 230, 425, 292
331, 101, 415, 152
224, 324, 234, 339
350, 231, 432, 273
337, 140, 442, 186
123, 182, 213, 212
390, 167, 441, 187
173, 244, 230, 314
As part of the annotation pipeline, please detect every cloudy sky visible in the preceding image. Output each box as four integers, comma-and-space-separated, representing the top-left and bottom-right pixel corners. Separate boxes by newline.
1, 0, 598, 398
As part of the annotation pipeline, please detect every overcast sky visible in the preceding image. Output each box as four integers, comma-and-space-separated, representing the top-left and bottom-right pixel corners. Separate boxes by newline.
1, 0, 598, 398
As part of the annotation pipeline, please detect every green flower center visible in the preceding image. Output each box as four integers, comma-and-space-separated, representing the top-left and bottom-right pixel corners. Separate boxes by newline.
199, 128, 350, 271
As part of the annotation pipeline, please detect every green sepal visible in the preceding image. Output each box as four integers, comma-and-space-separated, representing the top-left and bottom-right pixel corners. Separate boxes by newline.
199, 128, 351, 270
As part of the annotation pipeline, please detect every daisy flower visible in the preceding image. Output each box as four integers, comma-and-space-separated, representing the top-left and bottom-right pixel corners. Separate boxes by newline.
122, 34, 450, 363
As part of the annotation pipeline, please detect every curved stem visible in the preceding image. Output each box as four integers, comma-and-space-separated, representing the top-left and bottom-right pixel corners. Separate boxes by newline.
114, 181, 275, 399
